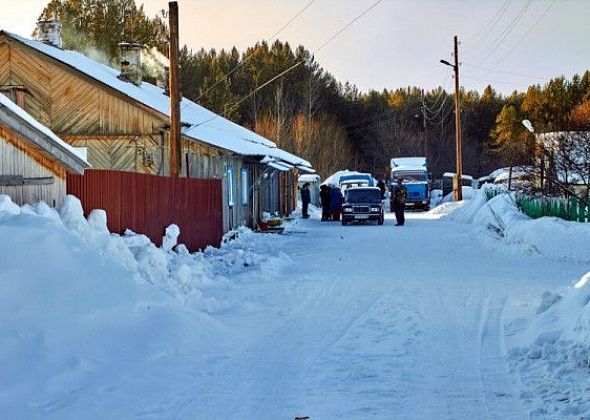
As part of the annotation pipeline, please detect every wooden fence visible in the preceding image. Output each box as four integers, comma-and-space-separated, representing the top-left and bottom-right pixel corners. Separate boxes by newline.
67, 170, 223, 251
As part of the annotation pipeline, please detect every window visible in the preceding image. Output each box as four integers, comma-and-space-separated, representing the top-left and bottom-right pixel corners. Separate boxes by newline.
227, 166, 234, 206
241, 168, 249, 205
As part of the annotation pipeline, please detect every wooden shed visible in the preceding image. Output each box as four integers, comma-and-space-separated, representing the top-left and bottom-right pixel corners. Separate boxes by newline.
0, 25, 313, 231
0, 92, 89, 206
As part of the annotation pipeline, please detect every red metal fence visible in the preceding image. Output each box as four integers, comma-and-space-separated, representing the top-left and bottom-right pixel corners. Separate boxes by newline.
67, 170, 223, 251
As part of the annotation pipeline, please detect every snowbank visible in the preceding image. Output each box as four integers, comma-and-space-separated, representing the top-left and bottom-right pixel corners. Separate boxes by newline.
0, 194, 294, 419
441, 185, 476, 204
507, 270, 590, 418
440, 187, 590, 417
446, 187, 590, 261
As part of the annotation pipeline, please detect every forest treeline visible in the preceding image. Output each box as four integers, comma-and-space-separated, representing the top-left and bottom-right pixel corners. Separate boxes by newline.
39, 0, 590, 179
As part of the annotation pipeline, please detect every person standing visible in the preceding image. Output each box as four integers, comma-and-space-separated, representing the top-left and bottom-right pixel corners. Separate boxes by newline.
377, 179, 386, 199
329, 185, 344, 221
392, 178, 408, 226
319, 184, 331, 221
300, 183, 311, 219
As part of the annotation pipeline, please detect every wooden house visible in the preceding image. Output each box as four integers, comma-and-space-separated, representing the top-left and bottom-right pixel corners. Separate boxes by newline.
0, 22, 313, 231
0, 91, 89, 206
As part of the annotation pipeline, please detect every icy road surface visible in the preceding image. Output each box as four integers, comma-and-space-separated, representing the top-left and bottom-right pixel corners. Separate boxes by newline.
173, 212, 585, 419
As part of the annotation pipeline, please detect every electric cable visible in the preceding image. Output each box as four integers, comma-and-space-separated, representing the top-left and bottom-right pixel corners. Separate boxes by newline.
195, 0, 318, 103
192, 0, 385, 128
494, 0, 556, 66
478, 0, 533, 65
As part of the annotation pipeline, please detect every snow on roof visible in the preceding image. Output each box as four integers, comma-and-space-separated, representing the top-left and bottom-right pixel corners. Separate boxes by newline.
322, 170, 374, 186
0, 92, 89, 173
443, 172, 473, 180
298, 174, 320, 183
391, 165, 427, 173
4, 31, 312, 170
391, 157, 426, 168
494, 169, 533, 182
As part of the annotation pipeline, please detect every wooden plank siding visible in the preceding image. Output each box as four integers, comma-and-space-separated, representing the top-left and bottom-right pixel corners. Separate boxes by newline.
0, 125, 66, 206
0, 34, 268, 231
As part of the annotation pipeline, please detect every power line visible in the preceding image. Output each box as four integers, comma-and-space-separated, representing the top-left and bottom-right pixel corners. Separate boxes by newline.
223, 61, 305, 117
462, 62, 546, 81
424, 95, 448, 118
429, 102, 455, 126
462, 75, 530, 87
315, 0, 383, 52
191, 0, 384, 128
465, 0, 510, 48
494, 0, 556, 66
344, 96, 423, 131
195, 0, 318, 103
478, 0, 533, 65
347, 98, 424, 136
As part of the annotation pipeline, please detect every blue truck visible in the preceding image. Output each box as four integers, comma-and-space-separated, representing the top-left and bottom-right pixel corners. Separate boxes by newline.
390, 157, 430, 211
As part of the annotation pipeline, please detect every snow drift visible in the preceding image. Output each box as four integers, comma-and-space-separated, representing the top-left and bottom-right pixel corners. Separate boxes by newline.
446, 186, 590, 261
0, 194, 289, 419
442, 186, 590, 418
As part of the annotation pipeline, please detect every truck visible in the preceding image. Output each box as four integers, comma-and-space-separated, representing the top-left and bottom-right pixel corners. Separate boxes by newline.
390, 157, 430, 210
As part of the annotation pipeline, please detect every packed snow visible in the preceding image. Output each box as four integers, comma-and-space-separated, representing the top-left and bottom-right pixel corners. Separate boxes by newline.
1, 189, 590, 419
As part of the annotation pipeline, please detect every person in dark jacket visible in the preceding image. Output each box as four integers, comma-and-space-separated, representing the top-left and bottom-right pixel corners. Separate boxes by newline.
300, 183, 311, 219
392, 178, 408, 226
329, 185, 344, 221
319, 184, 331, 221
377, 179, 386, 199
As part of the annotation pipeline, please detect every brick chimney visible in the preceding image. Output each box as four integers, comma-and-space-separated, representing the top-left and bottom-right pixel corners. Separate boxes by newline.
36, 20, 62, 48
118, 42, 143, 86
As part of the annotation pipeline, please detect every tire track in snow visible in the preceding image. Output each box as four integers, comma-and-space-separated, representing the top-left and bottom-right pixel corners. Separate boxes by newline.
478, 295, 528, 420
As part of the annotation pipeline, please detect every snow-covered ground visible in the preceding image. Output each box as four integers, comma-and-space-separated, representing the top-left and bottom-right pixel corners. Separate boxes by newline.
1, 191, 589, 419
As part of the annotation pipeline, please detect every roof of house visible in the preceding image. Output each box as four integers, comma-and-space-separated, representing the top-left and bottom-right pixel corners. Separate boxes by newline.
0, 92, 89, 174
1, 31, 313, 171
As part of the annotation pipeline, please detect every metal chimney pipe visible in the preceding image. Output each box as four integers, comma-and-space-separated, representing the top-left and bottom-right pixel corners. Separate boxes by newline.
36, 20, 62, 48
118, 42, 143, 86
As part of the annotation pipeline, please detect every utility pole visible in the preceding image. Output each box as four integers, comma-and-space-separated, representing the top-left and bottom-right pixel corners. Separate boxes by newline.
168, 1, 181, 177
421, 89, 427, 166
452, 35, 463, 201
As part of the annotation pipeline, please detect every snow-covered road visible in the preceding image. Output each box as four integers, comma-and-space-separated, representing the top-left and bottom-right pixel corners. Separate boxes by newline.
172, 212, 587, 419
3, 198, 588, 420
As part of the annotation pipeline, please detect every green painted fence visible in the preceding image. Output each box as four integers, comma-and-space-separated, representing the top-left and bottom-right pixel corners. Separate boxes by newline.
515, 195, 589, 222
483, 187, 589, 222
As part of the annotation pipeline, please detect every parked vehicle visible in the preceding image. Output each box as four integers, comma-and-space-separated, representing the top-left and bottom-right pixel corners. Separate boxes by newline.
338, 173, 375, 188
390, 157, 430, 210
341, 187, 384, 226
442, 172, 474, 198
340, 178, 371, 192
298, 174, 321, 206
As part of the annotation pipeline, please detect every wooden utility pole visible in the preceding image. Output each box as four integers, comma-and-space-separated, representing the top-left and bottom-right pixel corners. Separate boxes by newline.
452, 35, 463, 201
168, 1, 181, 177
421, 88, 427, 166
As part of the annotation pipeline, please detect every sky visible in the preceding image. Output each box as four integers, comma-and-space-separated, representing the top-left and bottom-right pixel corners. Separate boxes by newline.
1, 0, 589, 96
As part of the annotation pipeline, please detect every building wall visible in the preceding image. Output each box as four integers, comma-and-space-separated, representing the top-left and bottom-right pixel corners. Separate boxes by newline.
221, 156, 259, 231
0, 126, 66, 206
261, 170, 281, 215
0, 36, 273, 232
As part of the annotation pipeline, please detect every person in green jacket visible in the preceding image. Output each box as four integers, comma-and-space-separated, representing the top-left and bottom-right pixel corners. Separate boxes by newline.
392, 178, 408, 226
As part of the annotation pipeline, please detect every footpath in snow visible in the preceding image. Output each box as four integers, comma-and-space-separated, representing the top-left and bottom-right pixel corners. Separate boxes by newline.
0, 190, 589, 419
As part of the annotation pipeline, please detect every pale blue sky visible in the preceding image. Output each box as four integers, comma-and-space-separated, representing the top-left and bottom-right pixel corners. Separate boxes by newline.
2, 0, 588, 96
